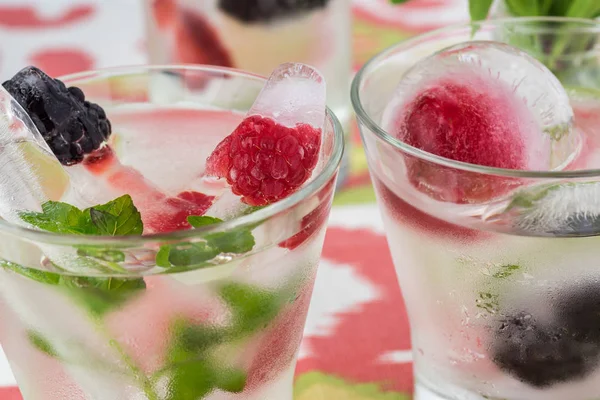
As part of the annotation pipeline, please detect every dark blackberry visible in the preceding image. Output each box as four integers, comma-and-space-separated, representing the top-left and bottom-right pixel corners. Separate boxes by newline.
558, 284, 600, 343
492, 312, 600, 387
218, 0, 329, 23
2, 66, 111, 166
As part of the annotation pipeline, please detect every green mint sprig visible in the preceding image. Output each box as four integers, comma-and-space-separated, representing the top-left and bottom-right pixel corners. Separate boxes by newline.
21, 194, 143, 236
158, 281, 296, 399
156, 216, 255, 272
18, 195, 147, 315
27, 330, 58, 358
9, 194, 277, 399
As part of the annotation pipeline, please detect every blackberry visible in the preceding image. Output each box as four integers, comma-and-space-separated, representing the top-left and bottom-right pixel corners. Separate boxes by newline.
2, 66, 111, 165
558, 284, 600, 343
492, 312, 600, 387
218, 0, 330, 23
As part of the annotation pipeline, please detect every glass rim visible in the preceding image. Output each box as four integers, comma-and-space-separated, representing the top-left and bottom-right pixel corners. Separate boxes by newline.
0, 64, 344, 246
351, 16, 600, 179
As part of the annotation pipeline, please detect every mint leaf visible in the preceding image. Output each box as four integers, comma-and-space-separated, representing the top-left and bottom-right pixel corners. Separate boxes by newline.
389, 0, 411, 3
156, 243, 219, 271
90, 209, 120, 236
242, 205, 267, 216
163, 320, 246, 399
219, 282, 282, 337
28, 330, 57, 358
565, 0, 600, 18
20, 195, 142, 237
216, 369, 246, 393
538, 0, 553, 15
187, 216, 221, 227
21, 202, 89, 234
469, 0, 494, 21
1, 260, 61, 285
206, 231, 254, 255
166, 359, 217, 400
59, 276, 146, 317
188, 216, 255, 254
493, 264, 521, 279
157, 216, 255, 271
77, 247, 125, 263
506, 183, 564, 211
505, 0, 540, 16
2, 261, 146, 316
89, 195, 143, 236
169, 320, 225, 359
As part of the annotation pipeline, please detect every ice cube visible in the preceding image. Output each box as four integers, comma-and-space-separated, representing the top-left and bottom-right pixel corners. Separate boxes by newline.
504, 182, 600, 236
382, 41, 579, 171
249, 62, 326, 130
0, 86, 68, 224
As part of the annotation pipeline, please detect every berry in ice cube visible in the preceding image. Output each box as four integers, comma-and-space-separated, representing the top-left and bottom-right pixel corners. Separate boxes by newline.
383, 42, 578, 203
2, 66, 111, 166
206, 63, 325, 206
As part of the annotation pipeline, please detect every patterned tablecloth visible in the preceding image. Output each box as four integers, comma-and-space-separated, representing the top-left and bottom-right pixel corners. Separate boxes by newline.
0, 1, 468, 398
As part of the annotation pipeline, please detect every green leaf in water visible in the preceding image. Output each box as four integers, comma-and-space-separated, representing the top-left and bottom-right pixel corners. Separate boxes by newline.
469, 0, 494, 21
27, 330, 57, 358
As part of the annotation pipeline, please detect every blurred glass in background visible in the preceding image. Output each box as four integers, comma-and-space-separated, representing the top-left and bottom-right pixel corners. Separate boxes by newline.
144, 0, 353, 187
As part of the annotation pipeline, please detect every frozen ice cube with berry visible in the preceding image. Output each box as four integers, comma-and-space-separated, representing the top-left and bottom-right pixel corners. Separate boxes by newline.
379, 41, 580, 206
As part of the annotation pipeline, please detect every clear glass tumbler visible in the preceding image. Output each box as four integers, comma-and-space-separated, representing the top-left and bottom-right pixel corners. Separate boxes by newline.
0, 65, 343, 400
352, 18, 600, 400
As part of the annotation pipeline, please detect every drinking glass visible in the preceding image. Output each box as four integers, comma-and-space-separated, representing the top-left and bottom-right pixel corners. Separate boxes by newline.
352, 18, 600, 400
0, 65, 343, 400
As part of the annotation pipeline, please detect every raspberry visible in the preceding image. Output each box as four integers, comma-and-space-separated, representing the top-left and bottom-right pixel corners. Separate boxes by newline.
399, 79, 527, 168
146, 191, 215, 233
392, 75, 541, 203
206, 115, 321, 206
3, 66, 111, 165
218, 0, 329, 23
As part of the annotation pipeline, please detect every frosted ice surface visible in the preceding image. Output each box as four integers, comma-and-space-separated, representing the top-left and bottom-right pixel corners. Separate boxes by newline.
511, 182, 600, 236
0, 86, 63, 223
382, 41, 579, 170
249, 62, 326, 130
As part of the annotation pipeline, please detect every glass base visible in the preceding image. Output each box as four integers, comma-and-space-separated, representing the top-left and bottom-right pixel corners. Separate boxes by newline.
414, 378, 497, 400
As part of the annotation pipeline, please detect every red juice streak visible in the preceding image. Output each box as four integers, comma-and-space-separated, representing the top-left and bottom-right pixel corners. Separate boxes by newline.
279, 177, 336, 250
84, 147, 214, 234
373, 177, 484, 241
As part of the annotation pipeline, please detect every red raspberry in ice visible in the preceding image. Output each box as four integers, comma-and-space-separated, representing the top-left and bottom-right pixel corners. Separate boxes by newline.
207, 115, 322, 206
399, 79, 527, 168
392, 75, 540, 203
150, 191, 215, 233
